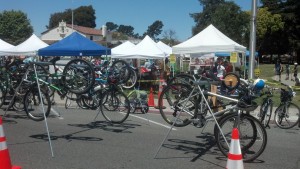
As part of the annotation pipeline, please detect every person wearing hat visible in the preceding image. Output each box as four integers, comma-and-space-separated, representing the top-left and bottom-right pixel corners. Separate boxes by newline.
292, 62, 298, 81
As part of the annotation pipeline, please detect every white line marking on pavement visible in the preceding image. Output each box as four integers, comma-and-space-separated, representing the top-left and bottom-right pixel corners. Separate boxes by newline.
51, 108, 64, 120
129, 114, 177, 130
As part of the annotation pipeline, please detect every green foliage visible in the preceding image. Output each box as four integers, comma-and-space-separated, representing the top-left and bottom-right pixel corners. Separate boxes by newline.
106, 22, 118, 31
190, 0, 248, 45
48, 5, 96, 29
117, 25, 134, 36
0, 10, 33, 45
256, 7, 284, 39
143, 20, 164, 41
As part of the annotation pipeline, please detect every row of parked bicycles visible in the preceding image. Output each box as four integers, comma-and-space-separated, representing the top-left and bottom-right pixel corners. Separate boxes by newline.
156, 70, 300, 162
1, 56, 299, 163
0, 57, 136, 123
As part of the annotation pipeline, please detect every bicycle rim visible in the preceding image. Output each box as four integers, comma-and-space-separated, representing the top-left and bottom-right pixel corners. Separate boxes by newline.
159, 83, 196, 127
100, 90, 130, 123
24, 88, 51, 121
275, 103, 300, 129
215, 113, 267, 162
62, 59, 95, 94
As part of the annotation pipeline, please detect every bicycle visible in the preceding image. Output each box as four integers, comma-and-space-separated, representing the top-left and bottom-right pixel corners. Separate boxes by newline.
22, 57, 95, 121
126, 87, 149, 114
158, 74, 267, 162
257, 85, 274, 128
274, 84, 300, 129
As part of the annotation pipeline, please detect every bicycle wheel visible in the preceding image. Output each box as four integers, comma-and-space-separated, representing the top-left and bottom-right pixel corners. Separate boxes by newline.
274, 102, 300, 129
127, 91, 137, 114
0, 88, 6, 108
24, 87, 51, 121
159, 83, 197, 127
62, 59, 95, 94
111, 60, 131, 85
122, 68, 137, 89
258, 98, 273, 128
214, 113, 267, 162
167, 73, 195, 86
100, 89, 130, 123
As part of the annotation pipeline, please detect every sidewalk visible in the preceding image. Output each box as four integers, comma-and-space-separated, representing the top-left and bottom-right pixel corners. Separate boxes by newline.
272, 74, 299, 87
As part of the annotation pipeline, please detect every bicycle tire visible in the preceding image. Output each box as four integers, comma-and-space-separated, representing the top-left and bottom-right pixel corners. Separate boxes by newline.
122, 68, 137, 89
167, 73, 195, 86
274, 102, 300, 129
62, 59, 95, 94
111, 60, 131, 85
258, 98, 273, 128
0, 88, 6, 108
127, 91, 138, 114
214, 113, 267, 162
100, 89, 130, 123
24, 86, 51, 121
159, 83, 197, 127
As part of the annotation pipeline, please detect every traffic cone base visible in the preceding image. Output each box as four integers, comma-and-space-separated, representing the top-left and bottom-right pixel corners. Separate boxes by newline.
226, 128, 244, 169
0, 117, 22, 169
148, 87, 155, 107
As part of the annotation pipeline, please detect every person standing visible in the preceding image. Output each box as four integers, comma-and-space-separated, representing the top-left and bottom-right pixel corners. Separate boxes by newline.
274, 60, 283, 82
216, 59, 226, 80
285, 64, 290, 80
292, 62, 298, 81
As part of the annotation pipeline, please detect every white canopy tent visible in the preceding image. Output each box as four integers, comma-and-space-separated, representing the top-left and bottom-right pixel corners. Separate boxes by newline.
156, 41, 172, 56
111, 35, 167, 59
0, 39, 14, 50
0, 34, 48, 56
111, 41, 135, 58
172, 24, 246, 54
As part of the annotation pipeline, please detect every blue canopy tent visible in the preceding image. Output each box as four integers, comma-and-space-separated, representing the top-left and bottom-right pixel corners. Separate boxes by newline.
38, 32, 111, 56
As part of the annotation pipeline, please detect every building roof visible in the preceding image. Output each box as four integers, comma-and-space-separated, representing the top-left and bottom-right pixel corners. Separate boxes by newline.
41, 24, 103, 36
66, 24, 102, 36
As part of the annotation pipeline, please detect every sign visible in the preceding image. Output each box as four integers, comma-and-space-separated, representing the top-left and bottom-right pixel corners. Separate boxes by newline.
169, 54, 176, 64
254, 68, 261, 77
230, 52, 238, 63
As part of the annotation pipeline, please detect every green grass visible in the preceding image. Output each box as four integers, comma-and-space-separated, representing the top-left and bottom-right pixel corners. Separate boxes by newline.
256, 63, 300, 106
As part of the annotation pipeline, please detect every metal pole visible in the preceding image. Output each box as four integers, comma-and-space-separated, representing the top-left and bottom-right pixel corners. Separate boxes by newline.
249, 0, 258, 79
72, 0, 74, 32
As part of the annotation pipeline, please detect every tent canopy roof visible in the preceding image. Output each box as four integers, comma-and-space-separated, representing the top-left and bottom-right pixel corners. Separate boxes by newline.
111, 41, 135, 57
111, 35, 167, 59
172, 24, 246, 54
0, 34, 48, 56
0, 39, 14, 50
38, 32, 110, 56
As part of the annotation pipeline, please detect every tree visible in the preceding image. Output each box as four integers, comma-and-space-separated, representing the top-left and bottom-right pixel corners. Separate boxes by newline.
161, 29, 178, 46
0, 10, 33, 45
106, 22, 118, 31
143, 20, 164, 41
190, 0, 248, 44
117, 25, 135, 36
48, 5, 96, 29
260, 0, 299, 62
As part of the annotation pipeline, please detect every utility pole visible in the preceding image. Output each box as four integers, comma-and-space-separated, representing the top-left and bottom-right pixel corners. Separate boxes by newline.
249, 0, 258, 79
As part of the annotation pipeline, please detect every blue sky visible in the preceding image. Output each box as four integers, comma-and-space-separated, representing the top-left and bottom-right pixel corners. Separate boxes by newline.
0, 0, 254, 41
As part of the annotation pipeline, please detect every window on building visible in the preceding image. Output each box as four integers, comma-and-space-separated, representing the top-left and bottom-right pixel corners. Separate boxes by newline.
90, 36, 93, 40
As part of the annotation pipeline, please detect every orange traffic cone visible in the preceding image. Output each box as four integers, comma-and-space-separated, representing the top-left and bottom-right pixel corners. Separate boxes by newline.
155, 79, 166, 109
226, 128, 244, 169
0, 117, 22, 169
148, 87, 155, 107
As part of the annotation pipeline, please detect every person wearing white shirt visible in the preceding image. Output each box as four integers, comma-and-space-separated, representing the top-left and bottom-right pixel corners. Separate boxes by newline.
216, 60, 226, 79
